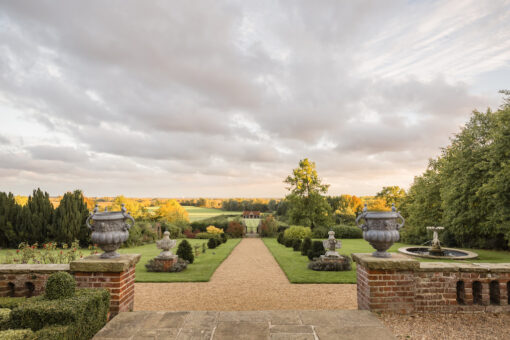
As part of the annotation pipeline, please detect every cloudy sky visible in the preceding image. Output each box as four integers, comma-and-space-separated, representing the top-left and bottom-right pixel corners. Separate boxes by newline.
1, 0, 509, 198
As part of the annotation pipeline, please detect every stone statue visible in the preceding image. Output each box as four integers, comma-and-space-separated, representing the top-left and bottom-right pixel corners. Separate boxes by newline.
156, 231, 177, 260
323, 230, 342, 258
426, 226, 444, 255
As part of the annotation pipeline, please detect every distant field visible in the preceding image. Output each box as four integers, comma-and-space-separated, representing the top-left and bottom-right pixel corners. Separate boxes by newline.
184, 206, 242, 222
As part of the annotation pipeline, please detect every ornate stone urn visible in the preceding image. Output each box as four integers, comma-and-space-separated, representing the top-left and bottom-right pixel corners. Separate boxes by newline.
86, 204, 135, 259
356, 203, 405, 258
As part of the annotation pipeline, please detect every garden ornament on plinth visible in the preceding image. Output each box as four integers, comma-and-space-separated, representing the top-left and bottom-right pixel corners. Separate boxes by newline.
156, 231, 177, 260
323, 230, 342, 257
356, 203, 405, 258
427, 226, 445, 255
86, 204, 134, 259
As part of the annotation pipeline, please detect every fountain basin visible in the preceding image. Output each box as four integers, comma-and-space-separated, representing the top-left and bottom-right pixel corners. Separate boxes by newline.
398, 246, 478, 260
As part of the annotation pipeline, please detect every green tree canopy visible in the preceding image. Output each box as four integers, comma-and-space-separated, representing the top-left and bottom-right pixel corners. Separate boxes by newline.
284, 158, 332, 228
52, 190, 90, 245
376, 186, 406, 208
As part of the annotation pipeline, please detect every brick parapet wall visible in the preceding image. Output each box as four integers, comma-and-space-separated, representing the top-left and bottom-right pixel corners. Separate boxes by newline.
0, 254, 140, 319
353, 253, 510, 314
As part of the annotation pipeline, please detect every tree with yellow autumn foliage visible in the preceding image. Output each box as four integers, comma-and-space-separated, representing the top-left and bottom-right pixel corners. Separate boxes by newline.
156, 199, 189, 226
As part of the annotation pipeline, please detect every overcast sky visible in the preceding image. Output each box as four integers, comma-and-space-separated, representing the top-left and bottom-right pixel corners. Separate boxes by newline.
1, 0, 509, 198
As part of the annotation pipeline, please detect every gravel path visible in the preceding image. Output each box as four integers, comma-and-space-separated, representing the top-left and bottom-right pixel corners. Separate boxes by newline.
135, 238, 357, 311
380, 313, 510, 340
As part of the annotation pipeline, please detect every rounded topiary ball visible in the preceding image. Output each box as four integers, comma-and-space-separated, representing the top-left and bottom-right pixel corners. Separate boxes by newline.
45, 271, 76, 300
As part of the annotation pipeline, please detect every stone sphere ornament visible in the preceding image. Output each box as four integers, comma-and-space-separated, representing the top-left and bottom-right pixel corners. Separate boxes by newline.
86, 204, 135, 259
356, 203, 405, 258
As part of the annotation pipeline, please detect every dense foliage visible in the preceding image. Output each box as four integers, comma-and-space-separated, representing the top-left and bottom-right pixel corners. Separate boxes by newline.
176, 240, 194, 264
259, 215, 278, 237
301, 237, 312, 256
283, 226, 312, 240
45, 272, 76, 300
401, 95, 510, 249
226, 221, 245, 238
307, 241, 325, 260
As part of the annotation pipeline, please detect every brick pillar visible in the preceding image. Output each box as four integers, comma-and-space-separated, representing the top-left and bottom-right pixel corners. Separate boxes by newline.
352, 253, 419, 314
70, 254, 140, 318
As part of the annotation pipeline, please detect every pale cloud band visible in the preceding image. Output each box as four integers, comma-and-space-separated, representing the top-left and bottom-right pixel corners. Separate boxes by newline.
0, 0, 508, 197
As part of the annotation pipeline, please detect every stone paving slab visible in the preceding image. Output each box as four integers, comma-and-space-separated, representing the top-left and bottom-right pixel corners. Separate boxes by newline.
93, 310, 395, 340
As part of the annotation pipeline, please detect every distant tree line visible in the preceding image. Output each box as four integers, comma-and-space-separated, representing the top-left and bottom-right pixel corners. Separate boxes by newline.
0, 189, 90, 247
401, 91, 510, 249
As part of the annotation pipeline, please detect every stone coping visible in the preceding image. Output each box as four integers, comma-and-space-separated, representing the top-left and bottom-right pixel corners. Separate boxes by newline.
0, 264, 69, 274
418, 262, 510, 273
398, 247, 478, 260
351, 253, 419, 271
70, 254, 141, 273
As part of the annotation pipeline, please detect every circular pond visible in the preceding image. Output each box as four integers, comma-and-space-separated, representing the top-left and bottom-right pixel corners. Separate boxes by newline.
398, 246, 478, 260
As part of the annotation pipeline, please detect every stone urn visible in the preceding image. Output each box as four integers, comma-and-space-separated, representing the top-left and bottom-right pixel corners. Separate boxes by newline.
356, 203, 405, 258
86, 204, 135, 259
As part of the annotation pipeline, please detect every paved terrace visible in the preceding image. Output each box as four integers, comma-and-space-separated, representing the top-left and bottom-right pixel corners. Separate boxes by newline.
93, 310, 395, 340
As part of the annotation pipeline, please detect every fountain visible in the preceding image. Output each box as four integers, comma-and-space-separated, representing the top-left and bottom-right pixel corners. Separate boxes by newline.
398, 226, 478, 260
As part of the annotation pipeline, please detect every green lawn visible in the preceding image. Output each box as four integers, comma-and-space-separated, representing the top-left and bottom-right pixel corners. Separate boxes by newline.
262, 238, 510, 284
184, 206, 242, 222
118, 238, 241, 282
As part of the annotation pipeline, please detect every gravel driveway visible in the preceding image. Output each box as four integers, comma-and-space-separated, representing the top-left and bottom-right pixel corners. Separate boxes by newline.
134, 238, 357, 311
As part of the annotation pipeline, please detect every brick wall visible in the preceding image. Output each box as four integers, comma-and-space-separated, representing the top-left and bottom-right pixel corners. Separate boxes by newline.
353, 253, 510, 314
0, 254, 140, 319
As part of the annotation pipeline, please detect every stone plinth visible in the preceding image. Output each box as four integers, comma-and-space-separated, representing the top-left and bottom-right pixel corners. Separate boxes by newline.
153, 256, 178, 271
71, 254, 141, 318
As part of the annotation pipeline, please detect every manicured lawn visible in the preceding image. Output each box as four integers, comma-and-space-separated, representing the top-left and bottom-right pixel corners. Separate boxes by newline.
118, 238, 241, 282
184, 206, 242, 222
262, 238, 510, 284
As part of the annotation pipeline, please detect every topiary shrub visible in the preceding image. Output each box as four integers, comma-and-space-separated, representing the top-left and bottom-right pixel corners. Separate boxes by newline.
284, 237, 294, 248
301, 237, 312, 256
220, 233, 227, 243
0, 329, 35, 340
277, 232, 284, 244
207, 238, 217, 249
307, 241, 325, 260
145, 258, 188, 272
45, 272, 76, 300
292, 239, 302, 251
283, 226, 312, 241
176, 240, 194, 264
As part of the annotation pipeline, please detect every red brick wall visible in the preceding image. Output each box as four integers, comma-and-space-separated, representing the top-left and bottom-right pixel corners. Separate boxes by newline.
74, 265, 136, 316
354, 254, 510, 314
0, 272, 56, 297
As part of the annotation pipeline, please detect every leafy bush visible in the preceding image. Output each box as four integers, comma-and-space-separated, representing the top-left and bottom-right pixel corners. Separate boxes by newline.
226, 221, 245, 238
0, 308, 10, 330
206, 226, 223, 234
9, 289, 109, 340
284, 237, 294, 248
195, 232, 212, 239
165, 224, 182, 239
145, 258, 188, 272
260, 216, 278, 237
220, 233, 227, 243
307, 241, 325, 260
190, 215, 232, 232
0, 329, 35, 340
292, 239, 302, 251
283, 226, 312, 241
0, 297, 29, 310
45, 272, 76, 300
207, 238, 217, 249
301, 237, 312, 256
331, 225, 362, 239
312, 226, 329, 238
277, 232, 284, 244
308, 257, 351, 271
183, 229, 198, 239
125, 222, 158, 247
176, 240, 194, 264
334, 213, 357, 226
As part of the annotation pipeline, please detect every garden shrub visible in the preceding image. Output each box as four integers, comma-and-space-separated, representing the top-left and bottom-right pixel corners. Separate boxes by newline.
283, 226, 312, 241
292, 239, 302, 251
207, 238, 217, 249
308, 257, 351, 271
334, 213, 357, 226
0, 308, 10, 330
145, 258, 188, 272
206, 226, 223, 234
183, 229, 198, 239
190, 215, 231, 232
331, 225, 362, 239
0, 329, 35, 340
9, 289, 109, 340
301, 237, 312, 256
166, 224, 182, 239
45, 272, 76, 300
0, 297, 30, 309
226, 221, 245, 238
312, 226, 328, 238
284, 237, 294, 248
277, 232, 284, 244
260, 216, 278, 237
195, 232, 212, 239
220, 233, 227, 243
176, 240, 194, 264
307, 241, 325, 260
125, 222, 158, 247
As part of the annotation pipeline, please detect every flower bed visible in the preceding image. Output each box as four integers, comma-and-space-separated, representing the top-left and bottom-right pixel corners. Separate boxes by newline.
1, 242, 99, 265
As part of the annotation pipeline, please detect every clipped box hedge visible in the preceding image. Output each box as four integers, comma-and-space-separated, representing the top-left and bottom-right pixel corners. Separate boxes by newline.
2, 288, 109, 340
0, 329, 35, 340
